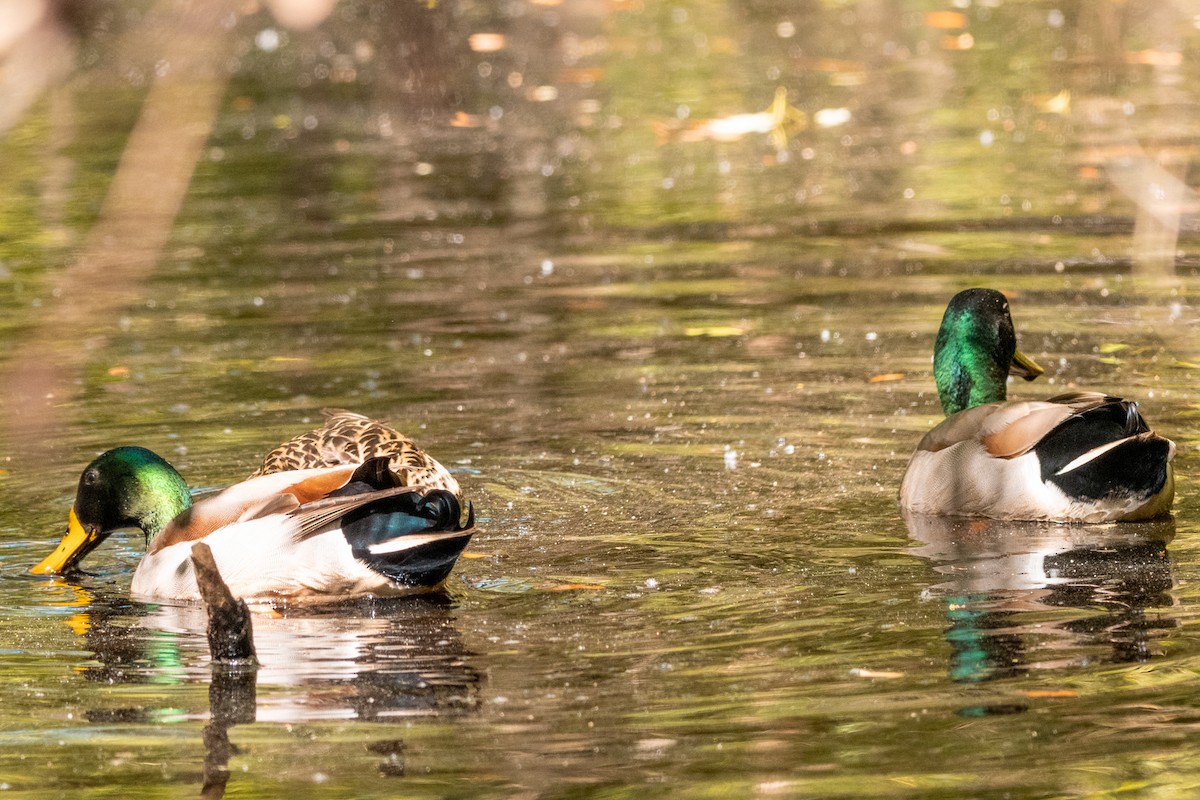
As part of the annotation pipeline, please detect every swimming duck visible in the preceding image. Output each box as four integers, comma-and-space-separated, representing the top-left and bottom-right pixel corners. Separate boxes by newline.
900, 288, 1174, 522
30, 420, 473, 602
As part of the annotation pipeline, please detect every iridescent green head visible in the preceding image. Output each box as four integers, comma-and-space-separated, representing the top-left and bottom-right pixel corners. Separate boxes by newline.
31, 446, 193, 574
933, 288, 1044, 416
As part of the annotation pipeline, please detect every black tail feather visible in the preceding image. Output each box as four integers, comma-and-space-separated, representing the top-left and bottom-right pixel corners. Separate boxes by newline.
1043, 433, 1172, 502
1037, 397, 1170, 503
342, 488, 474, 588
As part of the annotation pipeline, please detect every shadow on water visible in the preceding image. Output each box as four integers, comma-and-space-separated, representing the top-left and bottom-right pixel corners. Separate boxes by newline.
58, 586, 482, 796
906, 512, 1177, 703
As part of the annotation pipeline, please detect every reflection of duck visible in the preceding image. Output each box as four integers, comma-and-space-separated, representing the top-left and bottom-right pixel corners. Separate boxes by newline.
906, 512, 1176, 685
30, 411, 474, 602
900, 289, 1175, 521
76, 595, 484, 720
74, 589, 480, 798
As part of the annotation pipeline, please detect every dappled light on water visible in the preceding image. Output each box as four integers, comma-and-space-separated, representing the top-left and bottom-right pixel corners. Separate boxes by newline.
3, 1, 1200, 797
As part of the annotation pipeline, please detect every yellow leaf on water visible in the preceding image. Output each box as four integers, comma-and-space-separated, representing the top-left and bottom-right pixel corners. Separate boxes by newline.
1033, 89, 1071, 115
1098, 343, 1130, 354
685, 326, 746, 337
1022, 690, 1078, 698
461, 552, 492, 559
547, 583, 604, 591
868, 373, 905, 383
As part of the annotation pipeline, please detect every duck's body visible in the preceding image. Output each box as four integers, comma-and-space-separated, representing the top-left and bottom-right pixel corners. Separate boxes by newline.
130, 463, 471, 602
901, 391, 1175, 522
900, 289, 1174, 522
32, 416, 474, 603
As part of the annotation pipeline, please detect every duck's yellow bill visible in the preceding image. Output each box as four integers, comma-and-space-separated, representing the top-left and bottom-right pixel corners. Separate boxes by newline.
30, 508, 95, 575
1009, 347, 1044, 381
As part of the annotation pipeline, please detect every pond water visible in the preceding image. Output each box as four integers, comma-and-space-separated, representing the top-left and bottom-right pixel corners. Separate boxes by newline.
3, 0, 1200, 797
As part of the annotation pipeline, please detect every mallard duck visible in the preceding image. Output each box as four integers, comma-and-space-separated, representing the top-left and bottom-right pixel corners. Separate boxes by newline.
900, 288, 1175, 522
30, 417, 474, 602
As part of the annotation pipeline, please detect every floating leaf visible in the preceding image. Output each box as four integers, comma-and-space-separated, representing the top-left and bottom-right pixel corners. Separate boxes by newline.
924, 10, 967, 28
654, 87, 805, 149
685, 326, 746, 337
449, 111, 485, 128
546, 583, 604, 591
1021, 690, 1078, 698
467, 33, 506, 53
814, 107, 852, 128
849, 668, 904, 679
1033, 89, 1071, 115
868, 372, 905, 383
1098, 343, 1130, 354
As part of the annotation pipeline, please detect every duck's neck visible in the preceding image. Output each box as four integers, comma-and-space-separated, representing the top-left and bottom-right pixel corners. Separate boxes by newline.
135, 470, 192, 539
933, 323, 1010, 416
139, 484, 192, 539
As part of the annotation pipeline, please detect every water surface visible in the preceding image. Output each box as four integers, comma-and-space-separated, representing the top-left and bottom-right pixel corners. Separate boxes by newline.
3, 1, 1200, 797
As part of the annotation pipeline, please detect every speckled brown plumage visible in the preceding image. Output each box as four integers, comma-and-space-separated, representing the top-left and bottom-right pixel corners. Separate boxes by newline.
250, 409, 461, 496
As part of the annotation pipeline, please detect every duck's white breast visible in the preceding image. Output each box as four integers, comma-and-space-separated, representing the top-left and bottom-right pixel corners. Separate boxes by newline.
130, 516, 411, 602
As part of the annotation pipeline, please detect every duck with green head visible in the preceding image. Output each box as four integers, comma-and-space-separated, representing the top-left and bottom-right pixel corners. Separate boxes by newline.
900, 288, 1175, 522
31, 413, 474, 602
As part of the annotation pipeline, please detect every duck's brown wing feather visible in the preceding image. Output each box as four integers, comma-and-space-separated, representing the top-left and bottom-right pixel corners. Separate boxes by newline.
916, 392, 1116, 458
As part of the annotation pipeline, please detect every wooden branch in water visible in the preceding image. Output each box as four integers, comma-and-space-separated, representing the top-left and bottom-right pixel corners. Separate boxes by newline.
191, 543, 257, 664
192, 541, 259, 799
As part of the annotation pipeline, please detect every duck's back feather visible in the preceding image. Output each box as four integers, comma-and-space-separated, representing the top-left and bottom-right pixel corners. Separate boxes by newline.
251, 409, 460, 496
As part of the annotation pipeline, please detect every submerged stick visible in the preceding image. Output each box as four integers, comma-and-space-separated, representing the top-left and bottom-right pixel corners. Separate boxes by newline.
192, 542, 259, 799
191, 543, 257, 664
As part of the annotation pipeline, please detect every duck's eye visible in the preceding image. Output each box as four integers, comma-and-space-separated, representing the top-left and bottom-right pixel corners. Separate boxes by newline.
82, 469, 99, 486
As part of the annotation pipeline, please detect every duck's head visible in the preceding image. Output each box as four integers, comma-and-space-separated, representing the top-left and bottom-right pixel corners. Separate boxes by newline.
933, 288, 1044, 416
31, 446, 192, 575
